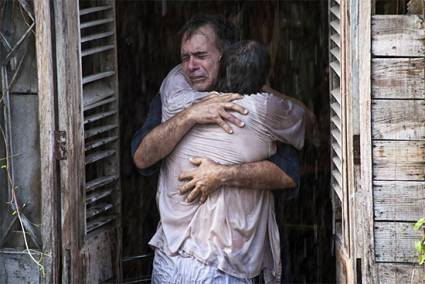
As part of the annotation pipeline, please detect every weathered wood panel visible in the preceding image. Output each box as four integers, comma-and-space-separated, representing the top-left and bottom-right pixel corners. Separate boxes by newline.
373, 140, 425, 180
377, 263, 424, 284
0, 250, 40, 283
372, 15, 425, 57
359, 0, 377, 281
34, 0, 59, 282
374, 181, 425, 221
372, 58, 425, 99
82, 230, 114, 283
375, 222, 422, 263
372, 100, 425, 140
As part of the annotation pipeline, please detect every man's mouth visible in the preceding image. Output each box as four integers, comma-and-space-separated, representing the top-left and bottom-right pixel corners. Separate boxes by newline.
190, 76, 206, 83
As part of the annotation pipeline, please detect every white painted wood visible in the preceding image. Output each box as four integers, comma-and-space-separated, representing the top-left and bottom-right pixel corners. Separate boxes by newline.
372, 15, 425, 57
372, 99, 425, 140
373, 140, 425, 181
374, 180, 425, 221
372, 58, 425, 99
375, 222, 422, 263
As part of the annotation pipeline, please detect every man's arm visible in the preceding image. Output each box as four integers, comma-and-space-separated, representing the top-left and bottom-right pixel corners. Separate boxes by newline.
133, 93, 248, 169
179, 144, 299, 203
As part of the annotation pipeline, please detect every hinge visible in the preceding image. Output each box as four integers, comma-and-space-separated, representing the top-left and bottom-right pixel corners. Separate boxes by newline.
55, 130, 67, 160
353, 135, 360, 165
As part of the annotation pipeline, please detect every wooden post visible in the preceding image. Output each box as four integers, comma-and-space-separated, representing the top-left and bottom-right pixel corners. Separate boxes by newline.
358, 0, 377, 282
34, 1, 59, 283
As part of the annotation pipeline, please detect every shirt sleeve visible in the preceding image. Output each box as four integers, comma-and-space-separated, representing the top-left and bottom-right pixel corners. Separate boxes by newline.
265, 94, 306, 150
131, 94, 162, 176
269, 143, 300, 199
160, 65, 210, 121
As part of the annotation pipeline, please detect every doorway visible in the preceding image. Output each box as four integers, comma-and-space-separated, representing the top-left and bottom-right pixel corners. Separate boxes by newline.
116, 1, 334, 282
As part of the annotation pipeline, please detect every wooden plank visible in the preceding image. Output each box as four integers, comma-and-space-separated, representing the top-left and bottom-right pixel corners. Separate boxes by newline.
81, 31, 114, 43
372, 15, 425, 57
375, 221, 422, 263
372, 58, 425, 99
373, 140, 425, 181
372, 100, 425, 140
376, 263, 425, 284
81, 45, 114, 57
53, 0, 86, 282
374, 181, 425, 221
34, 1, 58, 282
80, 18, 114, 29
79, 5, 112, 16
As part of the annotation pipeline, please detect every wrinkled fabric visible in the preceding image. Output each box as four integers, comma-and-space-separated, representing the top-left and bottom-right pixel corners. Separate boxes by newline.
152, 248, 254, 284
149, 65, 305, 283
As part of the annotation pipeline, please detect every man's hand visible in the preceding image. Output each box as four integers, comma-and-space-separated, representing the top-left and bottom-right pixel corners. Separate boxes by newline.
187, 92, 248, 134
178, 157, 224, 204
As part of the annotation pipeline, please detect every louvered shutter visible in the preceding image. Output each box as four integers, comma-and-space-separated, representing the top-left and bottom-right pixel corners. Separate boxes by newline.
78, 1, 120, 234
329, 0, 347, 247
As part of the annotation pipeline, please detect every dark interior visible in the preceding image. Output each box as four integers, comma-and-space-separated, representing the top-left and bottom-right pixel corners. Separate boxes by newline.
116, 0, 334, 282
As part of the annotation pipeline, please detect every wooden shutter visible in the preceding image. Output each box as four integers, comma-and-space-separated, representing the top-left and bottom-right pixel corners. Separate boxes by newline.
78, 1, 120, 235
329, 0, 346, 246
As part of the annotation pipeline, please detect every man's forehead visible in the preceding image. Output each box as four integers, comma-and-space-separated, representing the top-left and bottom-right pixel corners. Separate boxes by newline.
182, 25, 217, 45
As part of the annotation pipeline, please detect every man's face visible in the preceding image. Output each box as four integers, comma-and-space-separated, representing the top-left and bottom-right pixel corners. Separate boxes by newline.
180, 26, 222, 91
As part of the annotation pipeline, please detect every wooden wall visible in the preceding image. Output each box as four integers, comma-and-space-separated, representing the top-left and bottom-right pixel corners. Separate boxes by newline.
371, 14, 425, 282
116, 0, 333, 282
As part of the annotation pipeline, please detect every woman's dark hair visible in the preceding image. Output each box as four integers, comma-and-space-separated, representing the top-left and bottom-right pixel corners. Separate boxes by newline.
215, 40, 271, 94
179, 15, 239, 53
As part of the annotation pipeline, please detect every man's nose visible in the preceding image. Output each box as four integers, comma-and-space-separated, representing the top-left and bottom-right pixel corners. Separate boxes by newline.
187, 57, 199, 71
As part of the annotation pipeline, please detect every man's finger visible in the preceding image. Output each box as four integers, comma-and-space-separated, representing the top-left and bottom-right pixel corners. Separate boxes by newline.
222, 102, 248, 115
200, 93, 219, 102
199, 194, 208, 204
220, 93, 243, 102
219, 110, 244, 128
186, 185, 201, 202
189, 157, 203, 166
179, 180, 196, 194
216, 117, 233, 134
178, 171, 193, 181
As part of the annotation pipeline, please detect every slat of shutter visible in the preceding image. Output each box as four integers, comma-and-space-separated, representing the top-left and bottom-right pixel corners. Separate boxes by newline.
85, 136, 118, 151
84, 110, 116, 124
84, 124, 118, 139
330, 61, 341, 77
84, 97, 116, 112
80, 18, 114, 29
330, 6, 340, 19
330, 34, 341, 47
86, 188, 114, 205
86, 203, 113, 218
82, 71, 115, 85
86, 216, 115, 233
85, 149, 116, 165
81, 45, 114, 57
86, 175, 118, 192
330, 20, 340, 34
81, 31, 114, 43
83, 82, 114, 107
79, 6, 113, 16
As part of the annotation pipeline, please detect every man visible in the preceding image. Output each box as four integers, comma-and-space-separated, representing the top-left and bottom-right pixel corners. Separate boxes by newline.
132, 16, 303, 282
